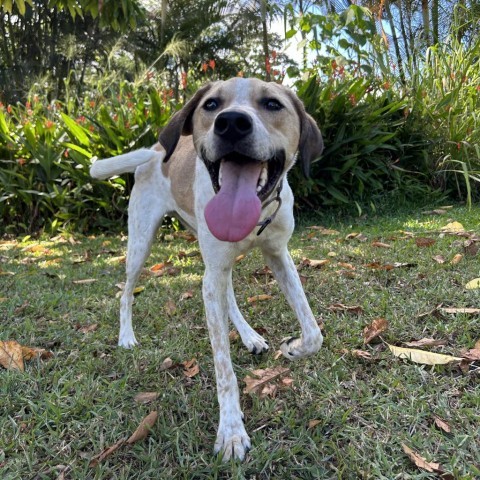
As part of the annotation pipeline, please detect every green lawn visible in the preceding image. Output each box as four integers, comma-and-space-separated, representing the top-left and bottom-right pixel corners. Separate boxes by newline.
1, 204, 479, 479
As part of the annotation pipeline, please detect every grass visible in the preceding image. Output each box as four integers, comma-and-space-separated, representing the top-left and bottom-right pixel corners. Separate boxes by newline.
1, 203, 479, 479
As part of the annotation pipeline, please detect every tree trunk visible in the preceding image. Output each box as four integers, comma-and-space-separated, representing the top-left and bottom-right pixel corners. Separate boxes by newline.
421, 0, 430, 45
384, 0, 406, 84
160, 0, 167, 48
260, 0, 271, 81
431, 0, 439, 44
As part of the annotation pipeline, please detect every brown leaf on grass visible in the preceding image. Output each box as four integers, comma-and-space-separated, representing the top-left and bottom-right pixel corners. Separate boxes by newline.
337, 262, 355, 270
365, 262, 394, 270
308, 419, 321, 429
235, 254, 245, 263
134, 392, 159, 404
308, 226, 340, 235
450, 253, 463, 265
182, 358, 199, 378
432, 255, 446, 264
229, 331, 240, 342
75, 323, 98, 334
363, 318, 388, 344
1, 341, 53, 371
415, 237, 436, 247
243, 366, 291, 398
252, 265, 273, 278
127, 411, 158, 444
388, 344, 462, 365
89, 438, 126, 468
351, 349, 373, 360
300, 257, 329, 269
433, 415, 452, 433
371, 241, 392, 248
0, 340, 24, 371
150, 262, 179, 277
461, 348, 480, 361
247, 294, 273, 303
464, 239, 479, 256
328, 303, 363, 315
180, 290, 194, 301
403, 338, 447, 348
402, 444, 451, 477
159, 357, 174, 371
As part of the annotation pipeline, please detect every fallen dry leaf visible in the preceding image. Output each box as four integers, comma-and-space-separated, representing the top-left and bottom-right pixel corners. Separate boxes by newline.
182, 358, 199, 378
461, 348, 480, 361
75, 323, 98, 334
247, 294, 273, 303
350, 349, 373, 360
365, 262, 394, 270
433, 415, 452, 433
308, 419, 321, 429
180, 290, 194, 301
0, 341, 53, 371
450, 253, 463, 265
388, 344, 462, 365
300, 257, 330, 268
72, 278, 97, 285
422, 209, 448, 215
403, 338, 447, 348
243, 366, 291, 398
126, 411, 158, 444
89, 438, 126, 468
402, 444, 451, 477
363, 318, 388, 344
0, 340, 24, 371
465, 278, 480, 290
328, 304, 363, 315
134, 392, 159, 404
159, 357, 174, 371
345, 232, 368, 242
337, 262, 355, 270
415, 237, 436, 247
440, 307, 480, 315
441, 221, 464, 233
371, 241, 392, 248
432, 255, 446, 264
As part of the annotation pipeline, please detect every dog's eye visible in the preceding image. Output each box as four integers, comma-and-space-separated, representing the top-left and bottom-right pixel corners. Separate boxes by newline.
203, 98, 219, 111
263, 98, 284, 111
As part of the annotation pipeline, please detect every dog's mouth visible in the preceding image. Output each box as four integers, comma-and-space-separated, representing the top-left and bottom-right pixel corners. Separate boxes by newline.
202, 151, 285, 243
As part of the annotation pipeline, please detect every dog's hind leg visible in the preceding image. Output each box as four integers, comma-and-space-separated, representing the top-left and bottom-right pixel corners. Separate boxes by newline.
227, 275, 269, 354
119, 164, 168, 348
262, 247, 323, 360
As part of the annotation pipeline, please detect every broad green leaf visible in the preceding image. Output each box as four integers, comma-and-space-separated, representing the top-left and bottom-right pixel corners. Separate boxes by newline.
61, 113, 90, 146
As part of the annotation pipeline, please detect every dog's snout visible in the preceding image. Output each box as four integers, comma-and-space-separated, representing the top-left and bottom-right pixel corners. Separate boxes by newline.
214, 111, 253, 142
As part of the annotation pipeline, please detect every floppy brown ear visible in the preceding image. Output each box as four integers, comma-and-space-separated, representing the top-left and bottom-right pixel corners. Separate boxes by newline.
286, 89, 324, 177
298, 112, 324, 178
158, 83, 213, 161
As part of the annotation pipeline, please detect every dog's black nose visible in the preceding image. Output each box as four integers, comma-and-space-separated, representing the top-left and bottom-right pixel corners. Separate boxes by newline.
214, 111, 253, 142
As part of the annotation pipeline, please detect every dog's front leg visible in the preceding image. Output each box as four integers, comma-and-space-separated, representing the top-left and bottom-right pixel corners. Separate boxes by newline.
203, 267, 251, 461
263, 247, 323, 359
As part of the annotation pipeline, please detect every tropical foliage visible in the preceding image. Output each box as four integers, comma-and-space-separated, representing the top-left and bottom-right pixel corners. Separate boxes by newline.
0, 0, 479, 234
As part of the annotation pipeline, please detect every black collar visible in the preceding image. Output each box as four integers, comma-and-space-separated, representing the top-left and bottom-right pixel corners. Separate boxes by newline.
256, 180, 283, 236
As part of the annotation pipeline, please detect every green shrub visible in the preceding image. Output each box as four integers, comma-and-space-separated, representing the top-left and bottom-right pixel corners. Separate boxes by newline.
0, 81, 174, 234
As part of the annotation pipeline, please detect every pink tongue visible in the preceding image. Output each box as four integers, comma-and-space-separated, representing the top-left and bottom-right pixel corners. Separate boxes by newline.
205, 161, 262, 242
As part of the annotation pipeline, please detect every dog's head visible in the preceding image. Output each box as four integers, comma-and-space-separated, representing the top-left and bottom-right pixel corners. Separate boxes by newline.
159, 78, 323, 242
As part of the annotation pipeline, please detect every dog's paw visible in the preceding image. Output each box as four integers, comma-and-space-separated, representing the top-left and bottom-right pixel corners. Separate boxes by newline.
118, 331, 138, 349
214, 423, 251, 461
244, 332, 269, 355
280, 333, 323, 360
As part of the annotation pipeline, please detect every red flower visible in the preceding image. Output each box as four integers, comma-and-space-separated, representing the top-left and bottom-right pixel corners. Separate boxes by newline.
201, 62, 208, 73
271, 50, 277, 61
17, 158, 27, 166
265, 56, 271, 74
26, 101, 31, 109
64, 149, 69, 158
181, 72, 188, 89
44, 120, 54, 129
89, 100, 95, 108
208, 59, 216, 70
457, 142, 461, 150
7, 105, 12, 114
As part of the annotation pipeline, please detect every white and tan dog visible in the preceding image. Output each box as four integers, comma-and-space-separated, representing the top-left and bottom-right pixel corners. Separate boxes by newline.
90, 77, 324, 461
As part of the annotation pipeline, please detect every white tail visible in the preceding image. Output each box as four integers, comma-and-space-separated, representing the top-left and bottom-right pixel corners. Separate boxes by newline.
90, 145, 166, 180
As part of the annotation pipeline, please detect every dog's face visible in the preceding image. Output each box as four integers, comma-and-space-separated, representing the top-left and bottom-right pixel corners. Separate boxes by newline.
159, 78, 323, 242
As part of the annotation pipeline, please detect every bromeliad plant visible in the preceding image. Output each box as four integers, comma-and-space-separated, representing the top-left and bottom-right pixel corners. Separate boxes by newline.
0, 81, 174, 234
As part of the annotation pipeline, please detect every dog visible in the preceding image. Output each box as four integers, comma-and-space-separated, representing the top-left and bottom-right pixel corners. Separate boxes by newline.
90, 77, 324, 461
